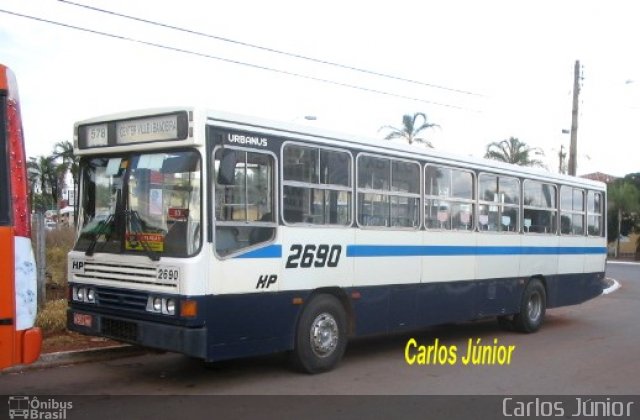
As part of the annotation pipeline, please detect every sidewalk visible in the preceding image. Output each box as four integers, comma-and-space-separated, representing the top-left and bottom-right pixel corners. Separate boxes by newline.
3, 344, 146, 374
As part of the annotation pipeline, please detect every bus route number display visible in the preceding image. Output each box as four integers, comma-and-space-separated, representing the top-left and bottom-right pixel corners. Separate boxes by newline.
85, 124, 108, 147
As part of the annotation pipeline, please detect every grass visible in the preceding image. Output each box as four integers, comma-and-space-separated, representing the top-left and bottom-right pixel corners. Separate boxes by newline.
29, 226, 76, 333
36, 299, 68, 333
45, 227, 76, 287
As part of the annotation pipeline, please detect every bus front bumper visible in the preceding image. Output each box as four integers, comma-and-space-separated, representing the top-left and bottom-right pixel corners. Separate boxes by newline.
67, 309, 207, 359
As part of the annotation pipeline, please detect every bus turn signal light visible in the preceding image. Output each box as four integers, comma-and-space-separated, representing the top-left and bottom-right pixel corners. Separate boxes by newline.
180, 300, 197, 317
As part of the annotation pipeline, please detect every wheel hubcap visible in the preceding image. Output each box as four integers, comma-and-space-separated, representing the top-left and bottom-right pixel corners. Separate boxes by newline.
310, 313, 339, 358
528, 292, 542, 321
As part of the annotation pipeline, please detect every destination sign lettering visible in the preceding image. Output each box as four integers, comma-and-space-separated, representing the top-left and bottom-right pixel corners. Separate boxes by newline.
116, 115, 179, 144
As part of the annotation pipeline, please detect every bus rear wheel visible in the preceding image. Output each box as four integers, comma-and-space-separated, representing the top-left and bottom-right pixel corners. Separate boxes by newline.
291, 294, 347, 374
513, 279, 546, 333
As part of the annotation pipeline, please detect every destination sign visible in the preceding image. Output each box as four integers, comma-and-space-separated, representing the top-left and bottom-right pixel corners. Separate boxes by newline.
116, 115, 179, 144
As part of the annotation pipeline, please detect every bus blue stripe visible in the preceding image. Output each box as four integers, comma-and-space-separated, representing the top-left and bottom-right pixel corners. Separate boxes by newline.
234, 244, 606, 258
345, 245, 607, 257
234, 244, 283, 259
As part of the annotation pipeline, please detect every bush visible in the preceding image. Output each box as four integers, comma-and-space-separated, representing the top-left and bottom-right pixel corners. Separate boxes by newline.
45, 227, 76, 287
47, 247, 70, 287
36, 299, 68, 333
45, 227, 76, 249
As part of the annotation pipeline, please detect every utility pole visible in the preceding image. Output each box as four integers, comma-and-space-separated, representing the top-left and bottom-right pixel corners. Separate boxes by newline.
558, 145, 566, 174
568, 60, 581, 176
34, 213, 46, 310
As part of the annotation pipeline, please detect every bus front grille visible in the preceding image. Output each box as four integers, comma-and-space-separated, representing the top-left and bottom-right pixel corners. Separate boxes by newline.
96, 287, 148, 312
75, 261, 177, 287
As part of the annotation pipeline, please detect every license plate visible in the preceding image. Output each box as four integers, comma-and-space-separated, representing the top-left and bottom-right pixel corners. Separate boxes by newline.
73, 313, 93, 328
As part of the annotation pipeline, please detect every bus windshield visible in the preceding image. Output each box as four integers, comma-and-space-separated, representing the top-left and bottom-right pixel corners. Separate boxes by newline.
74, 150, 202, 258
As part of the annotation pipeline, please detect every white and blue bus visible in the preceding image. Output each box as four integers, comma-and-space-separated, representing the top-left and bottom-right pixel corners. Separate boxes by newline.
67, 108, 607, 373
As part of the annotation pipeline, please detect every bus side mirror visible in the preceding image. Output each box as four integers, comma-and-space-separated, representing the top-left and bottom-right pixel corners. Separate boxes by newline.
217, 149, 237, 185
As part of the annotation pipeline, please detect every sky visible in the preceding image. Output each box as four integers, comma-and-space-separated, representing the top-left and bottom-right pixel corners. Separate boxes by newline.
1, 0, 639, 177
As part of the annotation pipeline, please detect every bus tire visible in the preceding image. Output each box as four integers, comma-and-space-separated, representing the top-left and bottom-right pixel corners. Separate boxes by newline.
291, 294, 347, 374
513, 279, 546, 333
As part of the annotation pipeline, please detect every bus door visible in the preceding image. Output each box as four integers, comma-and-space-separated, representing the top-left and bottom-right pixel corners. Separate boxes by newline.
209, 142, 284, 343
212, 143, 279, 290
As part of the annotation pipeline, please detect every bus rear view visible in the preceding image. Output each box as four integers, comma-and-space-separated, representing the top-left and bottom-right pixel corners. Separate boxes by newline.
0, 64, 42, 369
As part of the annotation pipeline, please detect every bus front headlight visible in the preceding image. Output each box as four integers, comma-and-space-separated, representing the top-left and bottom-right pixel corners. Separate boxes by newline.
146, 296, 177, 315
153, 298, 162, 312
165, 299, 176, 315
73, 286, 96, 303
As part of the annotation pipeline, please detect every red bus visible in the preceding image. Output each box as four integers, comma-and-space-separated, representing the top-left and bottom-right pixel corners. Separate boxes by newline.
0, 64, 41, 369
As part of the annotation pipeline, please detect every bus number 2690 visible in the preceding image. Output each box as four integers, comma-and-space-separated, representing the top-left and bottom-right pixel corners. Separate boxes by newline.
285, 244, 342, 269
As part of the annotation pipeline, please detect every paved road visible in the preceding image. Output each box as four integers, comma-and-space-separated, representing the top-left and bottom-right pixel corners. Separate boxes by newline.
2, 263, 639, 397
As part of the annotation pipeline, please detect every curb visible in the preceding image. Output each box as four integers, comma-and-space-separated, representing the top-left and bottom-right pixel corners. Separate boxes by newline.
602, 278, 621, 295
607, 260, 640, 265
3, 345, 146, 374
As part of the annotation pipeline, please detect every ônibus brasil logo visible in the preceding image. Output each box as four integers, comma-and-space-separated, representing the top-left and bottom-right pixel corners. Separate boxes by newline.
8, 396, 73, 419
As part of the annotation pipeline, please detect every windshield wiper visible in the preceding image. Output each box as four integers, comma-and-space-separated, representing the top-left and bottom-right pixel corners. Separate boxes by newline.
85, 214, 115, 257
126, 210, 161, 262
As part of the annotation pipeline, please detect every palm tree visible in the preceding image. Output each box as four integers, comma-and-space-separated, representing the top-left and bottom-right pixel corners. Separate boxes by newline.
26, 157, 41, 211
379, 112, 439, 147
27, 155, 62, 214
54, 140, 79, 205
608, 181, 640, 258
484, 137, 545, 167
27, 156, 51, 208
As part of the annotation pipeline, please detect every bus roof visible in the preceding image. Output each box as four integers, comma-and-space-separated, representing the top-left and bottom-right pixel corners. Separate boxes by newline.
74, 106, 606, 191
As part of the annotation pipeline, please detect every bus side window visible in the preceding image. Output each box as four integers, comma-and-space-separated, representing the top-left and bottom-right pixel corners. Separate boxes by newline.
214, 148, 276, 256
560, 186, 585, 236
587, 191, 603, 236
283, 143, 352, 226
478, 174, 519, 233
425, 165, 474, 231
216, 226, 239, 255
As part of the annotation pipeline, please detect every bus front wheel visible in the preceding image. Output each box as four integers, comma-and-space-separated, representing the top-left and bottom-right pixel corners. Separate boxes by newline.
291, 294, 347, 374
513, 279, 546, 333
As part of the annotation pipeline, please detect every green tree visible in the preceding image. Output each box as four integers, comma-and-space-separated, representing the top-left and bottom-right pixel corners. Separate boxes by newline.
379, 112, 439, 147
27, 154, 68, 219
54, 140, 79, 205
27, 156, 55, 212
27, 158, 41, 211
608, 181, 640, 258
484, 137, 545, 167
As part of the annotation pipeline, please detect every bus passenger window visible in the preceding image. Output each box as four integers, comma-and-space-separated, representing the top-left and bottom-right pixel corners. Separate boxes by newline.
425, 165, 474, 231
357, 155, 420, 229
214, 148, 276, 256
560, 186, 585, 236
478, 174, 519, 233
283, 144, 352, 226
523, 181, 557, 234
587, 191, 603, 237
